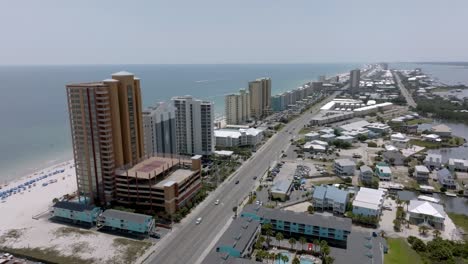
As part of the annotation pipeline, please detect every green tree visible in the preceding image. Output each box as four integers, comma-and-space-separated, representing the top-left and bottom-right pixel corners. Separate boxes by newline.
307, 205, 314, 214
299, 236, 307, 251
292, 257, 301, 264
289, 237, 297, 251
433, 229, 441, 238
324, 255, 335, 264
276, 232, 284, 244
419, 225, 429, 235
281, 255, 289, 264
232, 206, 238, 218
412, 238, 427, 252
313, 239, 320, 252
320, 240, 328, 257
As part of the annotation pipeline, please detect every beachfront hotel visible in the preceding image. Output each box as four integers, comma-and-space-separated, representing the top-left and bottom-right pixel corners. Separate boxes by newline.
114, 154, 202, 214
142, 102, 177, 156
225, 89, 251, 125
66, 71, 145, 206
248, 77, 271, 119
172, 96, 214, 156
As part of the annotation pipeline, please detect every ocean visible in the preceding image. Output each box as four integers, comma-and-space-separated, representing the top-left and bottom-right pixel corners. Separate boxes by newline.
0, 63, 360, 182
391, 62, 468, 85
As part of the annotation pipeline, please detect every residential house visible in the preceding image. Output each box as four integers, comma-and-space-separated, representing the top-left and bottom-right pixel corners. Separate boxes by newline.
375, 163, 392, 181
335, 135, 355, 144
98, 209, 155, 236
52, 201, 102, 227
359, 165, 374, 184
437, 168, 456, 190
408, 200, 446, 230
390, 133, 410, 148
424, 153, 442, 169
320, 133, 336, 142
334, 159, 356, 176
305, 132, 320, 141
431, 124, 452, 137
312, 185, 349, 214
448, 158, 468, 172
414, 165, 430, 182
422, 134, 441, 142
382, 149, 405, 166
352, 187, 386, 217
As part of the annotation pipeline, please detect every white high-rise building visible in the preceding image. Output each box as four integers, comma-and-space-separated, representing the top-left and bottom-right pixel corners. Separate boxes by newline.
225, 89, 251, 125
172, 96, 214, 156
142, 102, 177, 156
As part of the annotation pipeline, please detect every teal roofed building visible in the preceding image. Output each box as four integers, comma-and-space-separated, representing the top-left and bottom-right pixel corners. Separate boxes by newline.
52, 201, 102, 226
98, 209, 155, 236
375, 162, 392, 181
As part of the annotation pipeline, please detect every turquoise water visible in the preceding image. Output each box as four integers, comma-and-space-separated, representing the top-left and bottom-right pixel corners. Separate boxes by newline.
0, 64, 360, 182
275, 251, 292, 264
300, 256, 315, 264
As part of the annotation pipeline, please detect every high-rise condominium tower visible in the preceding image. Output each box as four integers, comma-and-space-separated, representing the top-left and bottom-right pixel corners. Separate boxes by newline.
349, 69, 361, 93
142, 102, 177, 156
248, 77, 271, 120
225, 89, 251, 125
172, 96, 214, 156
66, 71, 144, 205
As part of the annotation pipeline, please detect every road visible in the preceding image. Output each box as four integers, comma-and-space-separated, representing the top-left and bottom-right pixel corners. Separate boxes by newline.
143, 92, 340, 264
392, 70, 416, 108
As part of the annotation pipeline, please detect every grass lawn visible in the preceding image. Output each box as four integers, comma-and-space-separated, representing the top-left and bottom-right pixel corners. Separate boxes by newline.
406, 118, 432, 125
448, 213, 468, 238
385, 238, 423, 264
409, 139, 441, 149
299, 127, 313, 134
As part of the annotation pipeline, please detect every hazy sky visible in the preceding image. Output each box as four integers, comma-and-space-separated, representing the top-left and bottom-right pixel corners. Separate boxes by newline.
1, 0, 467, 64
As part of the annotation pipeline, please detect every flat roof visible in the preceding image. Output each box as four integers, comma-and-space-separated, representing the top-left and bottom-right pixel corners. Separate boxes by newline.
101, 209, 152, 224
335, 159, 355, 167
271, 162, 296, 194
53, 201, 97, 212
155, 169, 194, 188
118, 156, 181, 179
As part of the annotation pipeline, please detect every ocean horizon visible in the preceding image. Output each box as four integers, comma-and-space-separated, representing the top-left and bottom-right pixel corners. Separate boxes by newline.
0, 63, 361, 182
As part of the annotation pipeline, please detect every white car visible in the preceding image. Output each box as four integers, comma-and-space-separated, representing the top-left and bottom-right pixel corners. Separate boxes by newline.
196, 217, 202, 224
214, 199, 220, 205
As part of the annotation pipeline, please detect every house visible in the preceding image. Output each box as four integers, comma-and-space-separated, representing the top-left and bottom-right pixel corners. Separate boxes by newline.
98, 209, 155, 236
431, 124, 452, 137
382, 149, 405, 166
305, 132, 320, 141
51, 201, 102, 227
319, 128, 335, 135
414, 165, 430, 182
437, 168, 456, 189
334, 159, 356, 176
359, 165, 374, 184
422, 134, 441, 142
312, 185, 349, 214
365, 122, 391, 134
270, 163, 296, 201
303, 142, 327, 153
352, 187, 386, 217
424, 153, 442, 169
310, 140, 329, 147
375, 163, 392, 181
408, 200, 446, 230
448, 158, 468, 172
335, 135, 355, 144
320, 133, 336, 142
390, 133, 410, 148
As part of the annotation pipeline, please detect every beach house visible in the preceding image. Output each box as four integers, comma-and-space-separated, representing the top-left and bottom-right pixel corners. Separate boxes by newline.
375, 163, 392, 181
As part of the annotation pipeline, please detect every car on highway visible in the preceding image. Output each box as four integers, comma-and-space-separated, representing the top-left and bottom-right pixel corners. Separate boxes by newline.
235, 180, 239, 184
195, 217, 203, 224
214, 199, 220, 205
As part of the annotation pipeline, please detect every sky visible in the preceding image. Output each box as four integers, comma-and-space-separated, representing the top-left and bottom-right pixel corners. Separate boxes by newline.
0, 0, 467, 65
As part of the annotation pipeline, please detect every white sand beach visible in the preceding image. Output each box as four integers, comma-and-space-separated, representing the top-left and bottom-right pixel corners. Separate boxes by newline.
0, 160, 151, 263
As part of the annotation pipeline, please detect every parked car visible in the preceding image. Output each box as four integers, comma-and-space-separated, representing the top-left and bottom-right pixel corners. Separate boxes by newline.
214, 199, 220, 205
196, 217, 203, 224
235, 180, 239, 184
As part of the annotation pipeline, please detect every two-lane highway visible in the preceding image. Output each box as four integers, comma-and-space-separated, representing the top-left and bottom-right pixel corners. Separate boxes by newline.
143, 92, 339, 264
393, 70, 416, 108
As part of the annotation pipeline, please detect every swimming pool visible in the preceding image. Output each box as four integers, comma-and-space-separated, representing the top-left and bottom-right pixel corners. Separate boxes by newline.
275, 251, 292, 264
300, 256, 315, 264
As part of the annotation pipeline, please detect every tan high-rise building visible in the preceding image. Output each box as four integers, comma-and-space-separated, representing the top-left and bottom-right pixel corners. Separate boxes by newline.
66, 71, 144, 205
225, 89, 250, 125
248, 77, 271, 119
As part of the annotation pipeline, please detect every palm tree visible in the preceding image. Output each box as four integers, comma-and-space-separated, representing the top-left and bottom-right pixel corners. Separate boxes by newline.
292, 257, 301, 264
324, 255, 335, 264
322, 244, 331, 259
289, 237, 297, 251
256, 250, 266, 261
281, 255, 289, 264
418, 225, 429, 235
433, 229, 441, 238
276, 253, 282, 263
275, 232, 284, 246
320, 240, 328, 257
269, 252, 276, 264
313, 239, 320, 252
299, 236, 307, 251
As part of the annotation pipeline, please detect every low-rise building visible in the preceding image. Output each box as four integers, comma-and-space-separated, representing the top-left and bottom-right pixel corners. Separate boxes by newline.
115, 155, 202, 215
270, 162, 296, 201
365, 122, 391, 134
375, 163, 392, 181
352, 187, 385, 217
334, 159, 356, 176
320, 133, 336, 142
431, 124, 452, 137
414, 165, 430, 182
359, 165, 374, 184
214, 128, 263, 147
312, 185, 349, 214
448, 158, 468, 172
241, 205, 352, 248
335, 135, 355, 143
424, 153, 442, 169
390, 133, 409, 148
98, 209, 155, 236
408, 200, 446, 230
303, 142, 327, 153
437, 168, 456, 189
304, 132, 320, 141
422, 134, 441, 142
51, 201, 102, 227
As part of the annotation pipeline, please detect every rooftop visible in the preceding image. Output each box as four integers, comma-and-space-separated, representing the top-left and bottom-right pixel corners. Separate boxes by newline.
431, 124, 452, 133
214, 128, 262, 138
53, 201, 97, 212
271, 162, 296, 194
118, 156, 182, 179
408, 200, 445, 219
101, 209, 152, 224
415, 165, 430, 173
112, 71, 134, 76
335, 159, 356, 167
155, 169, 194, 188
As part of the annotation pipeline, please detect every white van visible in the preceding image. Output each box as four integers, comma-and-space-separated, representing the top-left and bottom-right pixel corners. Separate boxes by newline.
196, 217, 202, 224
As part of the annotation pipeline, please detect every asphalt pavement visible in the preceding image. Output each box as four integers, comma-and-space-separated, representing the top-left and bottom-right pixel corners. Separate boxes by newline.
393, 70, 416, 108
142, 92, 340, 264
